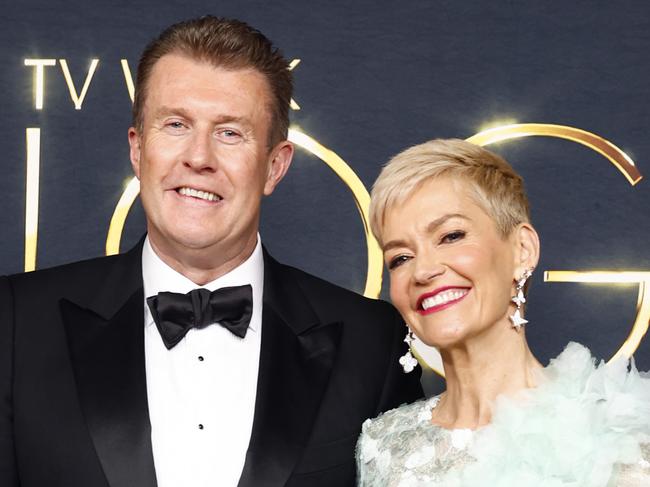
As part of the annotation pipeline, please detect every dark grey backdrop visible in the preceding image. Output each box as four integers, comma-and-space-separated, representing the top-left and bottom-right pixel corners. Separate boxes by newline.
2, 0, 650, 393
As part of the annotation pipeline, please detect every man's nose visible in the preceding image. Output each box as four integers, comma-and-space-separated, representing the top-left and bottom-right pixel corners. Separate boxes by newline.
183, 130, 216, 171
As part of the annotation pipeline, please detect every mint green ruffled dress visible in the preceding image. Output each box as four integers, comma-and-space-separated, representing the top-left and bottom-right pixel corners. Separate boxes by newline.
357, 343, 650, 486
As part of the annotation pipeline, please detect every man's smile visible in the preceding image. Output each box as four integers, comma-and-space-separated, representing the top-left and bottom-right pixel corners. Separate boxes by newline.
175, 186, 223, 202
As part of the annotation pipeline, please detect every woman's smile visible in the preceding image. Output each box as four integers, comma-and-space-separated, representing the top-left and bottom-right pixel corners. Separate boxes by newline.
417, 287, 470, 315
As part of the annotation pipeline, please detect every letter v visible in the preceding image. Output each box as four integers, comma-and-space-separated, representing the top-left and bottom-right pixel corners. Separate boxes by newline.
59, 59, 99, 109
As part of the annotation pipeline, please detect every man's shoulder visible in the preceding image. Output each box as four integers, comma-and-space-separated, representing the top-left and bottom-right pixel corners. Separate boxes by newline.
9, 253, 121, 281
270, 258, 396, 316
5, 249, 139, 297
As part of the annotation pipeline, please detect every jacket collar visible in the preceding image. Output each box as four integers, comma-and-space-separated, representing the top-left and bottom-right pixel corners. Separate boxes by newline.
67, 236, 145, 320
261, 247, 321, 333
237, 248, 343, 486
61, 237, 157, 487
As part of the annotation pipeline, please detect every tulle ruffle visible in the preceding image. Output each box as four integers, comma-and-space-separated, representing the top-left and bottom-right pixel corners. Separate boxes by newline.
448, 342, 650, 486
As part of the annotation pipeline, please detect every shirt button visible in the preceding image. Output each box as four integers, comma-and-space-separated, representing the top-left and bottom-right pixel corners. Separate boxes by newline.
198, 356, 204, 362
198, 424, 204, 430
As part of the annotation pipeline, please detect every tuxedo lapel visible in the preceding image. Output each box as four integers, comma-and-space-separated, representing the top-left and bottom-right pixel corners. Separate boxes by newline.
61, 241, 157, 487
238, 252, 343, 487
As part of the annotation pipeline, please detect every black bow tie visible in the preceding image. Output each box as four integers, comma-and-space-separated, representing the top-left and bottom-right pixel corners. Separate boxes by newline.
146, 285, 253, 350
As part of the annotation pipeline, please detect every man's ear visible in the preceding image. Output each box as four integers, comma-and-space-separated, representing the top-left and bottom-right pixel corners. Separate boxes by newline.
263, 140, 294, 196
513, 222, 540, 277
128, 127, 142, 179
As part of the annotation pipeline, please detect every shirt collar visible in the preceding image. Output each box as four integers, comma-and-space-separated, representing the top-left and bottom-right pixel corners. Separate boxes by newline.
141, 235, 264, 332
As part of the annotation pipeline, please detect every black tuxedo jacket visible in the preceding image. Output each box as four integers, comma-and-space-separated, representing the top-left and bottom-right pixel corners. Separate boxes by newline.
0, 241, 422, 487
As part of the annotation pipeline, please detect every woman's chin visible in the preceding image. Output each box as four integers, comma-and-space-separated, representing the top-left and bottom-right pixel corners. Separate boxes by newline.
418, 325, 467, 350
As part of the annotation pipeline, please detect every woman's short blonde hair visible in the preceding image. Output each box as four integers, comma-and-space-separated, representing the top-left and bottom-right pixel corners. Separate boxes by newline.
370, 139, 530, 246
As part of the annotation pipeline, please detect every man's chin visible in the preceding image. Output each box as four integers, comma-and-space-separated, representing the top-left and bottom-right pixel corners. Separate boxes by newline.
148, 227, 221, 252
147, 222, 258, 266
169, 234, 227, 253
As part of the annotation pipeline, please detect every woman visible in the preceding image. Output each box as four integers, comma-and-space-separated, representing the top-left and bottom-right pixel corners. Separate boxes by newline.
356, 139, 650, 486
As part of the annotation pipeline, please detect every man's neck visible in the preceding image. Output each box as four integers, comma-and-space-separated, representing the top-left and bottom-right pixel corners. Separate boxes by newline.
148, 234, 258, 286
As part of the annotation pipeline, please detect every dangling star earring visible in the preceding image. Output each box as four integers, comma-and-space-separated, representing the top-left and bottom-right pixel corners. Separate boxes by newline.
510, 268, 533, 330
399, 327, 418, 373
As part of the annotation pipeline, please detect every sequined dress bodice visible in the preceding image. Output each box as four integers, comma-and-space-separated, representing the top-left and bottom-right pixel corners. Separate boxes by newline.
357, 396, 476, 486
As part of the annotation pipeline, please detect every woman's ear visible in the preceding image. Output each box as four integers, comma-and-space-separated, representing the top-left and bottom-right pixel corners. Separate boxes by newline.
513, 222, 540, 277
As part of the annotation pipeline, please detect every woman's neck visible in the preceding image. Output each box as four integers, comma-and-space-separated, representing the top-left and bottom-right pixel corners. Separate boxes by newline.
431, 322, 542, 430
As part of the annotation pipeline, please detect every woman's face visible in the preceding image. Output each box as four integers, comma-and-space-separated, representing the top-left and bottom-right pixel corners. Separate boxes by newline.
382, 176, 521, 349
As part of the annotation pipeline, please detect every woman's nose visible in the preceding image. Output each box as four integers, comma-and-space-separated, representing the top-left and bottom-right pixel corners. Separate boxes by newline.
412, 254, 445, 284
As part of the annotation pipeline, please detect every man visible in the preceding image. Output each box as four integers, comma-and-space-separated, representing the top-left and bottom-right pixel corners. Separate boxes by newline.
0, 16, 422, 487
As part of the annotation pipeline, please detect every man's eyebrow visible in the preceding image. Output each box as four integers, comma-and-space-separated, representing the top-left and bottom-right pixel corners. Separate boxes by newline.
153, 106, 251, 126
382, 213, 470, 252
211, 114, 251, 126
154, 106, 192, 120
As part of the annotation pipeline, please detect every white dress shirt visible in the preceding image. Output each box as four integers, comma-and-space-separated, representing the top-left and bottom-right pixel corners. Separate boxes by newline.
142, 236, 263, 487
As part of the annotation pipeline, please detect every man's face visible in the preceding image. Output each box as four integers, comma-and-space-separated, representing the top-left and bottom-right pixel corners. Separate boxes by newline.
129, 54, 292, 270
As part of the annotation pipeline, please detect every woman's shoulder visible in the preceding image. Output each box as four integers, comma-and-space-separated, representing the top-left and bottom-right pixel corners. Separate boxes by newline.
537, 341, 650, 404
362, 396, 440, 436
457, 341, 650, 485
503, 341, 650, 446
357, 396, 447, 483
360, 395, 440, 441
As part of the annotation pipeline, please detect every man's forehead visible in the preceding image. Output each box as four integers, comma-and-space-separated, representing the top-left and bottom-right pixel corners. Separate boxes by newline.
145, 55, 271, 106
145, 55, 267, 102
149, 52, 265, 85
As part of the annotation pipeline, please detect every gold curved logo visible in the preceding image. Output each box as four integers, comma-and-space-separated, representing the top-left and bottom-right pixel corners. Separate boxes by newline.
465, 123, 641, 185
543, 271, 650, 362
